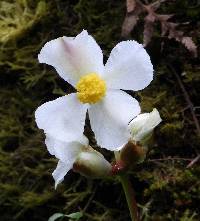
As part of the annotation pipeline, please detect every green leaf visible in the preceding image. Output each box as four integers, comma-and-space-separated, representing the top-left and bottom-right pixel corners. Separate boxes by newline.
48, 213, 65, 221
65, 212, 83, 220
48, 212, 83, 221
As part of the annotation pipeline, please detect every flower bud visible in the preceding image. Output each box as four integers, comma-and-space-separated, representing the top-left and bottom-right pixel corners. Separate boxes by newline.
119, 140, 146, 169
73, 148, 112, 178
129, 108, 162, 144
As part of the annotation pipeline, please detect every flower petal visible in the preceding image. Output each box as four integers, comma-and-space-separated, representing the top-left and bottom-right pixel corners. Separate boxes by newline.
52, 160, 72, 188
46, 135, 88, 188
35, 94, 88, 142
38, 30, 104, 86
104, 41, 153, 90
45, 134, 88, 163
88, 90, 141, 150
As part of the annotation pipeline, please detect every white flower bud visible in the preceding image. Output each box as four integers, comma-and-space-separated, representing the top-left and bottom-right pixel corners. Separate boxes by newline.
73, 148, 112, 178
129, 108, 162, 143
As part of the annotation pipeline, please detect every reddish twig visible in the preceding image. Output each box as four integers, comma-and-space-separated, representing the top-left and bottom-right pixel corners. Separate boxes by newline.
148, 157, 193, 162
169, 65, 200, 137
186, 154, 200, 168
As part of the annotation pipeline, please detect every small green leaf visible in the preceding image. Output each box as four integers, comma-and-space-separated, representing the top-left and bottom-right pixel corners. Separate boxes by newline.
65, 212, 83, 220
48, 213, 65, 221
48, 212, 83, 221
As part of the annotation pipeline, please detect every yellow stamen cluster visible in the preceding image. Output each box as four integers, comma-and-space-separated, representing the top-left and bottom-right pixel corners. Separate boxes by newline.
76, 73, 106, 104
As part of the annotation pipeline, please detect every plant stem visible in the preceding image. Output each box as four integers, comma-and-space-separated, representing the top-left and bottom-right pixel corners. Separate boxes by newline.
119, 175, 139, 221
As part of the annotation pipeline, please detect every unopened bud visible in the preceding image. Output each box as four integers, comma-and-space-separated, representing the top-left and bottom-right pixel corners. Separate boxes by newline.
119, 140, 146, 169
73, 148, 112, 178
129, 108, 162, 144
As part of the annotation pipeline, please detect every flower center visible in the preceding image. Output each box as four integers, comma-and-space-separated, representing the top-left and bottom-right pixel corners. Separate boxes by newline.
76, 73, 106, 104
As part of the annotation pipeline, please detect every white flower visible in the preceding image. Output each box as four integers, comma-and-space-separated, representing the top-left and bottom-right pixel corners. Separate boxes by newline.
45, 134, 88, 188
35, 30, 153, 150
128, 108, 162, 142
45, 134, 111, 188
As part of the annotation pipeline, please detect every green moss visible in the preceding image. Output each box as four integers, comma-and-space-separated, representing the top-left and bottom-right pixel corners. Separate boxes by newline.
20, 191, 55, 208
0, 0, 48, 44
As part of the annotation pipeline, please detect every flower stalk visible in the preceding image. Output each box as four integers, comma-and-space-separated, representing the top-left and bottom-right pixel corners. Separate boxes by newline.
119, 175, 139, 221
